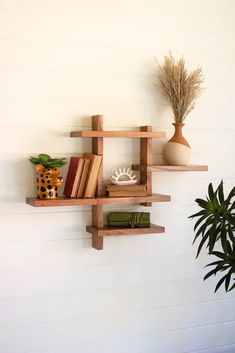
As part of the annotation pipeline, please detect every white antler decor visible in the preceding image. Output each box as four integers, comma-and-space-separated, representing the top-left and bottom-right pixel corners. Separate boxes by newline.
110, 166, 138, 185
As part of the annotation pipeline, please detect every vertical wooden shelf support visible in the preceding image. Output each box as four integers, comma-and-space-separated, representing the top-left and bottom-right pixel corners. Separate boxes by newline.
140, 126, 152, 207
91, 115, 104, 250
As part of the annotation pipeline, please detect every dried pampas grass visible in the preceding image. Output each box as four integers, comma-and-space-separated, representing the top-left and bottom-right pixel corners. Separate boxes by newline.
157, 54, 204, 123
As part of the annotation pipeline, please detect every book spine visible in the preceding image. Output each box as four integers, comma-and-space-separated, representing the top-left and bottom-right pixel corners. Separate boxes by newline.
83, 155, 102, 198
106, 191, 147, 197
108, 212, 150, 228
63, 157, 80, 197
106, 184, 147, 192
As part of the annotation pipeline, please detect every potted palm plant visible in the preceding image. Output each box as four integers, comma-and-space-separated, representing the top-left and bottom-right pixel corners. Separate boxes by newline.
29, 154, 66, 199
190, 181, 235, 292
158, 54, 204, 165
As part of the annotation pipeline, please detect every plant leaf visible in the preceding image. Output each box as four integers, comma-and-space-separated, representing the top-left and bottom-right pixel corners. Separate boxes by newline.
196, 234, 209, 258
210, 251, 226, 259
225, 270, 232, 291
189, 210, 207, 219
218, 180, 224, 204
193, 214, 212, 232
208, 183, 215, 202
214, 274, 227, 293
204, 268, 217, 280
228, 282, 235, 291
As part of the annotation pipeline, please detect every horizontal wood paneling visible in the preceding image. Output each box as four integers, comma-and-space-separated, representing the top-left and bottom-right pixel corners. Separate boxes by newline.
0, 254, 209, 299
0, 12, 234, 61
0, 280, 233, 327
1, 125, 235, 156
0, 68, 234, 107
0, 0, 235, 35
0, 0, 234, 352
0, 314, 235, 353
0, 231, 196, 269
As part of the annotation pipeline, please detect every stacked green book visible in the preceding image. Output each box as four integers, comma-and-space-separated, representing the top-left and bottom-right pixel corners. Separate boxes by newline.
108, 212, 150, 228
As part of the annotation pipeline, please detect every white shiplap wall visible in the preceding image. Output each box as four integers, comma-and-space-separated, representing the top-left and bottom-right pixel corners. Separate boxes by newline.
0, 0, 235, 352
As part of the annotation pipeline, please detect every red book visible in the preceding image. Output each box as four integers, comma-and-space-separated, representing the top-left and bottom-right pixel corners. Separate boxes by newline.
63, 157, 81, 197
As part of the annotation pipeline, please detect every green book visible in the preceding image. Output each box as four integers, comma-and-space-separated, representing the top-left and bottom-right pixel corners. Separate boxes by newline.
108, 212, 150, 228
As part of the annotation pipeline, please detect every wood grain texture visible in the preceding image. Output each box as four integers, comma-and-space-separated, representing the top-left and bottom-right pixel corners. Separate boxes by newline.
25, 197, 96, 207
91, 115, 104, 250
140, 125, 153, 206
70, 130, 165, 138
91, 115, 103, 196
133, 165, 208, 172
86, 224, 165, 236
26, 194, 171, 207
97, 194, 170, 205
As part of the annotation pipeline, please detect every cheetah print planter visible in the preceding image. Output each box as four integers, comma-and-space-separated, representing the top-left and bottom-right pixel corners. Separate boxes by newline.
36, 164, 63, 199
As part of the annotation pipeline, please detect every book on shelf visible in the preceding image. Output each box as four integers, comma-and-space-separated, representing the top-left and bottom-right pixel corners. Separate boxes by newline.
108, 212, 150, 228
71, 158, 84, 197
83, 153, 102, 198
76, 158, 90, 198
63, 157, 83, 198
105, 184, 147, 197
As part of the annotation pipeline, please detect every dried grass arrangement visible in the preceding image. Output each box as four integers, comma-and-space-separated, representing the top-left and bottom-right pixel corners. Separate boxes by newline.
157, 54, 204, 123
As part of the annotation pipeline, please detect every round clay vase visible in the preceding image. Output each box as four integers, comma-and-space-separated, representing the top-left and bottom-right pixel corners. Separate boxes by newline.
163, 123, 191, 166
36, 164, 63, 199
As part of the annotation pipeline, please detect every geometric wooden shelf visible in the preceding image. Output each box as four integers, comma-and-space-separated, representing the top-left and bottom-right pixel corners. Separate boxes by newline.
26, 114, 207, 250
26, 193, 171, 207
86, 223, 165, 237
133, 164, 208, 172
70, 130, 166, 139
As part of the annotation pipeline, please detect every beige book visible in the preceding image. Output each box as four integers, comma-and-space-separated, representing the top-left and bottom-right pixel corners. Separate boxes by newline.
83, 153, 102, 198
76, 158, 90, 198
70, 158, 84, 197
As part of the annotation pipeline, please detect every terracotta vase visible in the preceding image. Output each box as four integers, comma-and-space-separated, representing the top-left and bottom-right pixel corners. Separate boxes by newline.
36, 164, 63, 199
163, 123, 191, 166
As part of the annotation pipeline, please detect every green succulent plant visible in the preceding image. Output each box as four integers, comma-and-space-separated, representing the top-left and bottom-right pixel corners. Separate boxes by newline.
29, 154, 66, 168
189, 181, 235, 292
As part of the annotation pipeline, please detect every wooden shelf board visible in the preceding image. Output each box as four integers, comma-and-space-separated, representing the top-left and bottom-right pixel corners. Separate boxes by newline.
26, 197, 96, 207
86, 224, 165, 236
97, 193, 170, 204
70, 130, 166, 138
133, 164, 208, 172
26, 193, 171, 207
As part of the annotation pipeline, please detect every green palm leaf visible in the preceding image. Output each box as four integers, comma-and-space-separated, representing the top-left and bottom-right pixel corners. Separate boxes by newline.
190, 180, 235, 293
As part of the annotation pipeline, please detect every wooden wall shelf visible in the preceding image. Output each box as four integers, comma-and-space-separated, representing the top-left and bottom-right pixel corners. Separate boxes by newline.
86, 224, 165, 237
26, 193, 170, 208
26, 115, 207, 250
133, 165, 208, 172
70, 130, 165, 138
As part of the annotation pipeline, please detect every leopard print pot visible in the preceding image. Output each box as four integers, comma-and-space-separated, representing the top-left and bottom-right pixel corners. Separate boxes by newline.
36, 164, 63, 199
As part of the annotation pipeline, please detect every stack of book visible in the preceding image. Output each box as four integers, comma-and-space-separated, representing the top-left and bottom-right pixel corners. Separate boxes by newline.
108, 212, 150, 228
105, 184, 147, 197
63, 153, 102, 198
